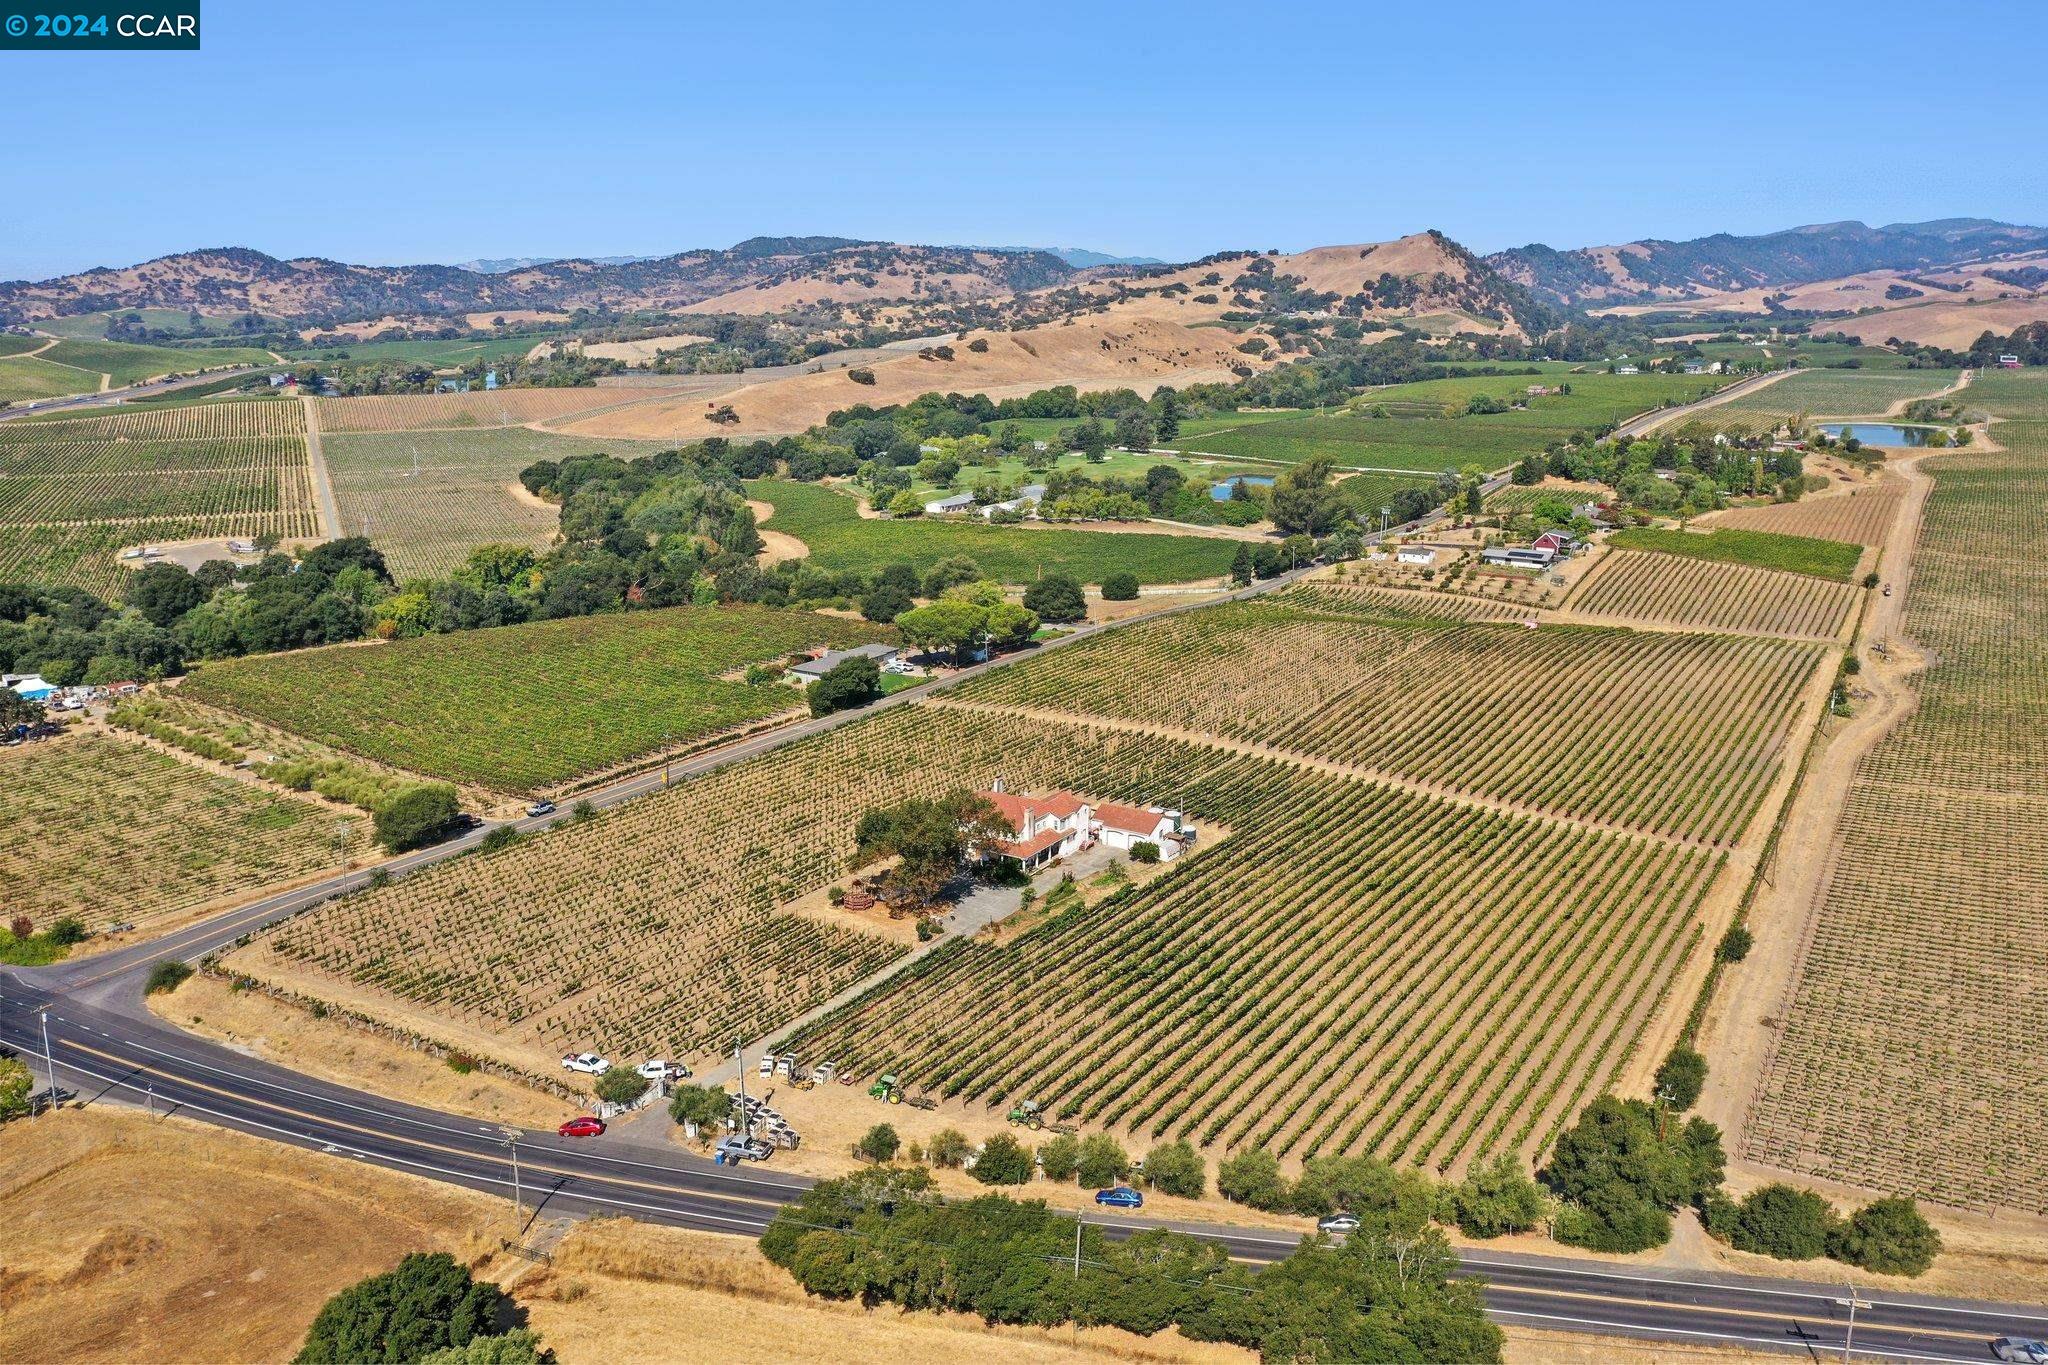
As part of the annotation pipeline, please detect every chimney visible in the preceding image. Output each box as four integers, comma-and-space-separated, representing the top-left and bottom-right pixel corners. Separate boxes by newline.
1024, 804, 1034, 835
991, 775, 1005, 794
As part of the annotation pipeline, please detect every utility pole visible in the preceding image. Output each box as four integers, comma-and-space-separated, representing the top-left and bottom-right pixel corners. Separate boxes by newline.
39, 1008, 55, 1115
1835, 1284, 1872, 1364
1072, 1215, 1082, 1279
497, 1127, 523, 1232
336, 818, 352, 876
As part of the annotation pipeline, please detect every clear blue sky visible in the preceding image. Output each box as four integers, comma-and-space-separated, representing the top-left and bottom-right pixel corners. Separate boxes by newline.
3, 0, 2043, 281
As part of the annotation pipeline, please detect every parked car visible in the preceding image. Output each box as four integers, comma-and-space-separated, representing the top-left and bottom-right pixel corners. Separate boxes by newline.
1316, 1212, 1361, 1236
560, 1052, 611, 1076
713, 1135, 775, 1165
637, 1059, 689, 1081
526, 800, 556, 818
1094, 1186, 1144, 1209
1994, 1340, 2048, 1364
557, 1116, 606, 1138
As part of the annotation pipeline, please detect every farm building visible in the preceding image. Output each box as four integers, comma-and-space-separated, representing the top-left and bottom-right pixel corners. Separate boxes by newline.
981, 483, 1047, 518
1615, 365, 1641, 376
1532, 530, 1576, 554
787, 643, 900, 684
1999, 353, 2022, 368
1481, 545, 1557, 569
923, 492, 977, 516
1396, 545, 1438, 566
976, 784, 1190, 871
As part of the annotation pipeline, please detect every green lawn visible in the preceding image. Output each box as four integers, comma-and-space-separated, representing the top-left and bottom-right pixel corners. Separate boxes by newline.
1607, 527, 1864, 582
748, 479, 1240, 585
182, 604, 896, 793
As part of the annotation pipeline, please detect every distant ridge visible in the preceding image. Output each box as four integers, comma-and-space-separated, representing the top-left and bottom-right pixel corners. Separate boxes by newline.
455, 254, 659, 273
969, 245, 1166, 268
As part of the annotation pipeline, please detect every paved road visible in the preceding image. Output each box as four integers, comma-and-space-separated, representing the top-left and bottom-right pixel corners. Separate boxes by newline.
2, 984, 2042, 1362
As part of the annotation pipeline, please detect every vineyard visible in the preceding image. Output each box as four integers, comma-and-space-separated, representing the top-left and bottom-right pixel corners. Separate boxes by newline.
1483, 480, 1607, 514
311, 387, 647, 433
0, 731, 361, 931
324, 427, 666, 578
953, 598, 1825, 845
745, 479, 1240, 585
1708, 480, 1904, 547
0, 401, 319, 593
181, 604, 897, 792
1564, 550, 1860, 641
1604, 527, 1863, 582
1747, 390, 2048, 1213
1189, 374, 1727, 472
784, 733, 1721, 1174
1712, 369, 1958, 417
1275, 580, 1530, 622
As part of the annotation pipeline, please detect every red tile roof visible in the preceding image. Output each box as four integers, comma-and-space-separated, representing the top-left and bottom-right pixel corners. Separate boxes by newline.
1094, 801, 1169, 836
979, 789, 1086, 836
997, 828, 1068, 860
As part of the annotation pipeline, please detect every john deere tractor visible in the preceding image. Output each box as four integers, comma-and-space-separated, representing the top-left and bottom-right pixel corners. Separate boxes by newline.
1006, 1099, 1044, 1130
868, 1072, 902, 1103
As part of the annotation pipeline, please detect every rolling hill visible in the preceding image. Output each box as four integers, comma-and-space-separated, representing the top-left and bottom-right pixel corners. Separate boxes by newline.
1490, 218, 2048, 307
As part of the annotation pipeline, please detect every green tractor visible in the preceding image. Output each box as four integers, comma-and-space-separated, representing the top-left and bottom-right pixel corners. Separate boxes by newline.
1006, 1099, 1045, 1130
868, 1072, 902, 1104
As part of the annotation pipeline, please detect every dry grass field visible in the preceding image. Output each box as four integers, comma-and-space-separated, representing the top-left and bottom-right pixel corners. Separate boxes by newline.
0, 1108, 499, 1365
1563, 550, 1860, 641
1745, 381, 2048, 1214
0, 730, 363, 932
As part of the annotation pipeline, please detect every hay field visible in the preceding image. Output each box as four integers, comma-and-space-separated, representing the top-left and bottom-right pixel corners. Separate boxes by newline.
323, 426, 670, 578
0, 731, 363, 932
1746, 377, 2048, 1213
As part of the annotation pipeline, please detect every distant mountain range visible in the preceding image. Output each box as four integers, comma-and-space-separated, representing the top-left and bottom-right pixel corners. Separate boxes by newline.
6, 219, 2042, 328
1489, 218, 2048, 306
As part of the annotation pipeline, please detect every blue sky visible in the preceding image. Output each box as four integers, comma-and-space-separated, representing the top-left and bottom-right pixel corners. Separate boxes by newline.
3, 0, 2043, 280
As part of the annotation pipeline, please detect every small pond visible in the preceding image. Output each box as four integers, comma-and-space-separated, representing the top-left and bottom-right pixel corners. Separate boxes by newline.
1211, 474, 1276, 501
1819, 423, 1947, 448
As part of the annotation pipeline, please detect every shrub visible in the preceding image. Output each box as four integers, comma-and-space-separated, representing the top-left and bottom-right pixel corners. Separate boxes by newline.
1716, 1183, 1838, 1261
1543, 1096, 1724, 1253
594, 1068, 649, 1107
296, 1251, 519, 1364
0, 1055, 31, 1121
1038, 1132, 1081, 1181
855, 1123, 901, 1163
1217, 1147, 1291, 1211
970, 1132, 1034, 1185
1717, 925, 1753, 962
927, 1128, 972, 1169
8, 916, 30, 941
48, 916, 89, 946
1076, 1133, 1130, 1188
1830, 1196, 1941, 1276
570, 799, 597, 822
1655, 1046, 1709, 1110
373, 783, 460, 852
1446, 1153, 1550, 1238
848, 368, 876, 385
807, 655, 881, 717
1141, 1140, 1206, 1198
1128, 840, 1161, 864
1100, 571, 1140, 601
478, 826, 521, 855
145, 959, 193, 995
445, 1053, 478, 1075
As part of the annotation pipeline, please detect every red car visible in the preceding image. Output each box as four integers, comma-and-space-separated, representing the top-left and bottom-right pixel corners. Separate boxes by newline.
557, 1116, 606, 1138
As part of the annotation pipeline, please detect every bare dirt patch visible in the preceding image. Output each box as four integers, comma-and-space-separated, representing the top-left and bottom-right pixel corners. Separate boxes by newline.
748, 497, 809, 565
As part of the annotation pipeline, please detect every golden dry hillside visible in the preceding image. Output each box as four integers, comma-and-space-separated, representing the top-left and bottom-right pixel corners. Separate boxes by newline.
561, 314, 1266, 438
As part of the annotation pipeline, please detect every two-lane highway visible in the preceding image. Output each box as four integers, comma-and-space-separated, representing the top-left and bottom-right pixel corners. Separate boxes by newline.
5, 981, 2045, 1361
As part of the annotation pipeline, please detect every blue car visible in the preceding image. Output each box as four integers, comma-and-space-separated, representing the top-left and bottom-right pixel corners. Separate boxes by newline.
1094, 1185, 1144, 1209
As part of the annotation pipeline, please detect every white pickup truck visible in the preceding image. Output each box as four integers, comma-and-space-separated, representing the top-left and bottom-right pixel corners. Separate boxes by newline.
560, 1052, 611, 1076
